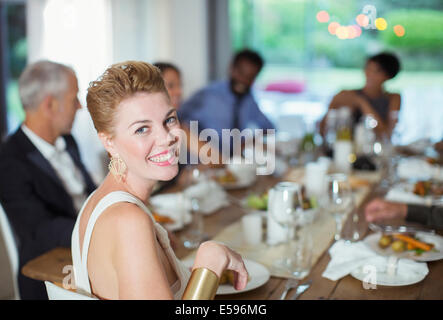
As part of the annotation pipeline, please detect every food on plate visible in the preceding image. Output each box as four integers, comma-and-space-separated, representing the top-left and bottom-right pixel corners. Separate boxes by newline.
426, 157, 438, 165
393, 234, 434, 252
216, 170, 238, 184
152, 212, 175, 224
219, 269, 250, 286
378, 233, 437, 256
246, 192, 268, 210
413, 181, 443, 197
246, 188, 318, 211
391, 239, 407, 253
378, 235, 393, 249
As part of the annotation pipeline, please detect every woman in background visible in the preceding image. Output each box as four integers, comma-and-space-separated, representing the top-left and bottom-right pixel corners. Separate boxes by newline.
321, 52, 402, 138
154, 62, 183, 109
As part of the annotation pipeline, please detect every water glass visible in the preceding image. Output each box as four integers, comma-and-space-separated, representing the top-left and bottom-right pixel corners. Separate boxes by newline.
292, 233, 313, 279
324, 173, 353, 241
182, 198, 205, 249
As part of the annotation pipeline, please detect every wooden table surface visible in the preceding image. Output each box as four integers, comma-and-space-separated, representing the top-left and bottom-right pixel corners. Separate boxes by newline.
21, 169, 443, 300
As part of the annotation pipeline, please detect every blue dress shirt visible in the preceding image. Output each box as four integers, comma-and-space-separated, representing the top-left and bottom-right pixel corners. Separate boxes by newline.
178, 80, 275, 139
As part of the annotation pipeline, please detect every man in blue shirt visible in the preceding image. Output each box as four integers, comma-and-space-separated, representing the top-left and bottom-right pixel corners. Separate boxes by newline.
178, 49, 274, 158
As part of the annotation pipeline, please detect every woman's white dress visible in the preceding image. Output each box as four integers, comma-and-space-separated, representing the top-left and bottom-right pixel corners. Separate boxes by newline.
71, 191, 191, 299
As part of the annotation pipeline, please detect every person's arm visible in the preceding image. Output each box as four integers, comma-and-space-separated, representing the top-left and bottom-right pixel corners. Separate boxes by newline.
111, 203, 248, 300
320, 90, 356, 136
406, 204, 443, 230
365, 198, 443, 230
0, 159, 75, 262
112, 203, 174, 299
249, 97, 275, 131
386, 93, 401, 137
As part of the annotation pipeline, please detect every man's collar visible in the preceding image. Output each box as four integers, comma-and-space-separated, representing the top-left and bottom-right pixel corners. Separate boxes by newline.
21, 124, 66, 159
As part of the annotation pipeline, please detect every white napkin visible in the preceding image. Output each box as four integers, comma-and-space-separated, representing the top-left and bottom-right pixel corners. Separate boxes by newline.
322, 240, 428, 281
183, 179, 230, 215
385, 186, 432, 206
396, 158, 443, 182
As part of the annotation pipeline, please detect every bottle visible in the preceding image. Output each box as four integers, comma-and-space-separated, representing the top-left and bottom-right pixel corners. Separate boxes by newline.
324, 109, 338, 157
336, 107, 352, 141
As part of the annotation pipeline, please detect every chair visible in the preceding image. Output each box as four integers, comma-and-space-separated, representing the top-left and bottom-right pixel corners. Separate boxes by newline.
0, 202, 20, 299
44, 281, 98, 300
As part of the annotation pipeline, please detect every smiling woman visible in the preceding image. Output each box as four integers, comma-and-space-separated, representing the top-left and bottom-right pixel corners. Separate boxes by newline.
65, 61, 249, 300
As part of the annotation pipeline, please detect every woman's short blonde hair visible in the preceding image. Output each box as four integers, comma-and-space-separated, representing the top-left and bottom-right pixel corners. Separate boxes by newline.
86, 61, 168, 135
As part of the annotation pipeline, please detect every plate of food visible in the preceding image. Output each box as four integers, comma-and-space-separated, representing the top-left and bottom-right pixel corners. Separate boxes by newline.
152, 211, 192, 232
364, 232, 443, 262
243, 188, 320, 226
244, 191, 269, 211
210, 169, 256, 190
182, 258, 270, 295
412, 180, 443, 204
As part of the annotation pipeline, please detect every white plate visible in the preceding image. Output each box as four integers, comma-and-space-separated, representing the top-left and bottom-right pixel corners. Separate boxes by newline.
182, 258, 270, 295
364, 232, 443, 262
350, 265, 427, 287
210, 169, 256, 190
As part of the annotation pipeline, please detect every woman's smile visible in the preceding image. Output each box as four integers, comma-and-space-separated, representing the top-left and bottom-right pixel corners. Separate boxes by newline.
147, 147, 178, 166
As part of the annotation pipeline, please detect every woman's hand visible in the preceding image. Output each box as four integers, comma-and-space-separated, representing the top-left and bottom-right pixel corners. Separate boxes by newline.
193, 241, 249, 291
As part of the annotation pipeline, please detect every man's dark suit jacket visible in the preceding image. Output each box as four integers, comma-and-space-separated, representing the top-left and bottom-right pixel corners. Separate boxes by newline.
0, 128, 96, 300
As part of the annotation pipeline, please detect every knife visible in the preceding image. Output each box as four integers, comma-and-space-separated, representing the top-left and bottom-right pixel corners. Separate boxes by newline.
290, 280, 312, 300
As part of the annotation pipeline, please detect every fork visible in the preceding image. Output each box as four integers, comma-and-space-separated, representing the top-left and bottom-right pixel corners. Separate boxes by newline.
290, 280, 312, 300
279, 278, 299, 300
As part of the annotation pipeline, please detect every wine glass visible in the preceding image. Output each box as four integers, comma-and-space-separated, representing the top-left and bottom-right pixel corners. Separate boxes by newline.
268, 182, 304, 274
182, 166, 208, 249
323, 174, 353, 241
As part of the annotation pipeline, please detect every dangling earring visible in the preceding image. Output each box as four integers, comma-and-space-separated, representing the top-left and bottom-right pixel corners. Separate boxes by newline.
108, 154, 127, 182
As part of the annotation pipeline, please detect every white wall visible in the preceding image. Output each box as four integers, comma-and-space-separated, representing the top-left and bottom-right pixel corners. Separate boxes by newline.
111, 0, 209, 99
26, 0, 113, 184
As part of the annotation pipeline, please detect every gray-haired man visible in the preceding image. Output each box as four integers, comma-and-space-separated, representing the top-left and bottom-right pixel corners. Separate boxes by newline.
0, 60, 96, 299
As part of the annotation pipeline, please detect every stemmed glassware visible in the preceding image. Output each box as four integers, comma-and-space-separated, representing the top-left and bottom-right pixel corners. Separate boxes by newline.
182, 166, 207, 249
268, 182, 305, 274
323, 173, 353, 241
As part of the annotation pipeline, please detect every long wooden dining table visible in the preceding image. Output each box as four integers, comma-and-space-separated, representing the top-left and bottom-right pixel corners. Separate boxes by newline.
21, 166, 443, 300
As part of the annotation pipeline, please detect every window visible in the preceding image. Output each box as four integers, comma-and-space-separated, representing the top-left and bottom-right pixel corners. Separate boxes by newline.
229, 0, 443, 144
0, 0, 27, 140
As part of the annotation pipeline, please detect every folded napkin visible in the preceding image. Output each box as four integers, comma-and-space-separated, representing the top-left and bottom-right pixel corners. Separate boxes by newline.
183, 179, 230, 215
397, 158, 443, 182
322, 240, 428, 281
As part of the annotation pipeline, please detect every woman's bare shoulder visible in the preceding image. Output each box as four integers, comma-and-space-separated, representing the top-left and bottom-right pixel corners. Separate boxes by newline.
387, 92, 401, 109
388, 92, 401, 100
100, 201, 154, 233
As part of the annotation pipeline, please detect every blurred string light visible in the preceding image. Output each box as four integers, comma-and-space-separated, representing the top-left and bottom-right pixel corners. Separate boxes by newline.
375, 17, 387, 30
356, 14, 369, 27
328, 21, 340, 35
335, 26, 348, 39
318, 8, 405, 40
393, 24, 405, 37
316, 10, 330, 23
